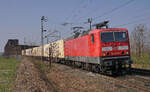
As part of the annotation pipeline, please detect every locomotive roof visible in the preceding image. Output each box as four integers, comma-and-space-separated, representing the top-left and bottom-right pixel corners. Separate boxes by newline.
65, 28, 128, 41
90, 28, 128, 34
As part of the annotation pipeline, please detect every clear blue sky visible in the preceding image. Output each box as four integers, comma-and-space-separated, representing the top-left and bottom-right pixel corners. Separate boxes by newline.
0, 0, 150, 52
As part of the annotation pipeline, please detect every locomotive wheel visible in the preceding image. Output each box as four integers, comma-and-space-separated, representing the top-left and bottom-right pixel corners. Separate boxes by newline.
69, 61, 72, 66
81, 62, 86, 70
95, 65, 100, 73
73, 61, 76, 68
91, 64, 93, 72
99, 65, 106, 73
127, 64, 132, 75
87, 64, 90, 71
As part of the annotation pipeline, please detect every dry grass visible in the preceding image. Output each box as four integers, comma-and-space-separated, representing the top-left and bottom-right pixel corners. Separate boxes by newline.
13, 57, 56, 92
132, 54, 150, 69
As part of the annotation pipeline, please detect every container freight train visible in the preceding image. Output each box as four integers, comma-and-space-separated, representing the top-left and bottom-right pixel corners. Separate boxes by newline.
22, 22, 132, 75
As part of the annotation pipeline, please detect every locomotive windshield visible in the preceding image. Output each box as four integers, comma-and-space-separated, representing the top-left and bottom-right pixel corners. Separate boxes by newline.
101, 31, 127, 42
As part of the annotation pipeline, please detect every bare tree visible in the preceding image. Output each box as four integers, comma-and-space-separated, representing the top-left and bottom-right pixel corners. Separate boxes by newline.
130, 24, 148, 57
144, 30, 150, 55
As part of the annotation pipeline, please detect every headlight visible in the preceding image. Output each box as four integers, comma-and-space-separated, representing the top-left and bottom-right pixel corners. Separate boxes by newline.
118, 46, 128, 50
103, 53, 105, 56
102, 47, 112, 51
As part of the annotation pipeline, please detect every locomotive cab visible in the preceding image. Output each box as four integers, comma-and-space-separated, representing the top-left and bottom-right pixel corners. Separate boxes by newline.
100, 29, 130, 57
101, 29, 132, 73
90, 22, 132, 74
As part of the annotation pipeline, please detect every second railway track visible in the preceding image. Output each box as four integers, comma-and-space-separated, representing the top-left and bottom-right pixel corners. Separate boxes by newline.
131, 68, 150, 76
97, 74, 150, 92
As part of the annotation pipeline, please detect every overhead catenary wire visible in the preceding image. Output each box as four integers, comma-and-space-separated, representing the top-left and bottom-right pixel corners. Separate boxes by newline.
114, 16, 150, 27
132, 10, 150, 19
63, 0, 88, 23
47, 0, 150, 40
76, 0, 97, 20
92, 0, 135, 21
65, 0, 135, 27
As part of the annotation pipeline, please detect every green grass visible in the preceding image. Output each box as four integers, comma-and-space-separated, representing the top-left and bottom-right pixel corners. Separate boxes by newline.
0, 56, 19, 92
131, 54, 150, 69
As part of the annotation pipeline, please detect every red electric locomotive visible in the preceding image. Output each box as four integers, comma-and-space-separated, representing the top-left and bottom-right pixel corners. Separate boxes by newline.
64, 21, 132, 74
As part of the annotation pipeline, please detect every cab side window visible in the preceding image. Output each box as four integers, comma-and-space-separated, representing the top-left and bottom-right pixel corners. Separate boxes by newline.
91, 34, 94, 44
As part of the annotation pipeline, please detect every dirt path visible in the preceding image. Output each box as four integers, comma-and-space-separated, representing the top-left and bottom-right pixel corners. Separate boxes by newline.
13, 57, 56, 92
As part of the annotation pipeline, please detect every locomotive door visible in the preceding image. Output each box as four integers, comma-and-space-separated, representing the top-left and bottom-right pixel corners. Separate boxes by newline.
89, 33, 96, 57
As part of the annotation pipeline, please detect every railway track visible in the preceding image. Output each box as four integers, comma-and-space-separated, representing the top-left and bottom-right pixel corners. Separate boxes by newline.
98, 74, 150, 92
131, 68, 150, 76
128, 75, 150, 84
57, 61, 150, 92
41, 58, 150, 92
60, 62, 150, 92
